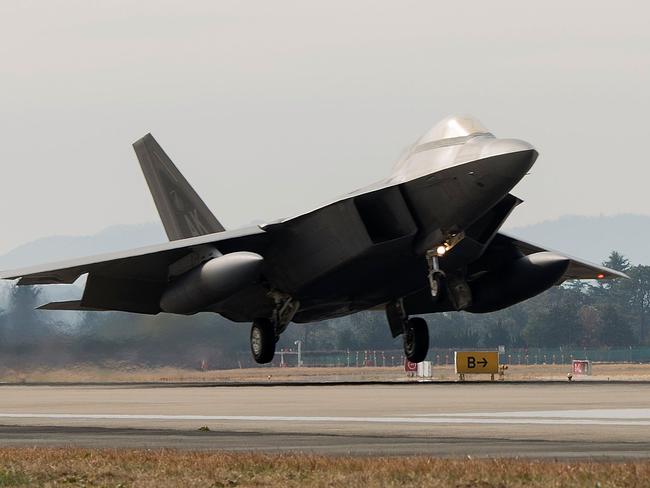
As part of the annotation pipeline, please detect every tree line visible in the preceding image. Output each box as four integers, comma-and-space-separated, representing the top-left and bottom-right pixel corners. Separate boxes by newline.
0, 251, 648, 369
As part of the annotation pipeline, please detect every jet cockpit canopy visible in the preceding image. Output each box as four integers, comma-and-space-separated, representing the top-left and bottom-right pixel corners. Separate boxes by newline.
415, 115, 492, 147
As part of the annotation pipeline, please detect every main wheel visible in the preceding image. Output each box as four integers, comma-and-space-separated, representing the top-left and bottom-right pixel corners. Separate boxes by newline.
250, 318, 276, 364
403, 317, 429, 363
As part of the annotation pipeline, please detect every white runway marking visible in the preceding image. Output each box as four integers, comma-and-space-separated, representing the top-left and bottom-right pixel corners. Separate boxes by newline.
415, 409, 650, 420
0, 410, 649, 426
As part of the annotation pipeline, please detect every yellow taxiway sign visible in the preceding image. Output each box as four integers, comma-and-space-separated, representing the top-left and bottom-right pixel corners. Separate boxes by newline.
455, 351, 499, 374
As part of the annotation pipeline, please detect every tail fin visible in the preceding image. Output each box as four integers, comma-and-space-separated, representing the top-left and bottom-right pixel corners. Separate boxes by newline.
133, 133, 225, 241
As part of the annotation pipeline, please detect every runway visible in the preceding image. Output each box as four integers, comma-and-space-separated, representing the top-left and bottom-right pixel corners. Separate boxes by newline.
0, 382, 649, 457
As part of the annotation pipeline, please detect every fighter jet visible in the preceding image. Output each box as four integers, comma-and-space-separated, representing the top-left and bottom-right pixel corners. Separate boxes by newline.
0, 115, 626, 363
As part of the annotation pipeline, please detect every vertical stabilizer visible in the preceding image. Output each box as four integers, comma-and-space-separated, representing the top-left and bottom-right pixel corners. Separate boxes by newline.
133, 133, 225, 241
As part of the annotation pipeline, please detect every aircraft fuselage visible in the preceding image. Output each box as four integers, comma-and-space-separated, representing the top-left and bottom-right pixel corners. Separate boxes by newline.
215, 131, 537, 323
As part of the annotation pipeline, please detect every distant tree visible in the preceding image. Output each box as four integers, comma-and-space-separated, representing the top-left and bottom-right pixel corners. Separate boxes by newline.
563, 279, 590, 293
1, 249, 647, 370
428, 313, 480, 348
483, 321, 511, 347
603, 251, 631, 273
627, 265, 650, 344
578, 305, 602, 347
597, 304, 635, 346
0, 284, 45, 345
590, 251, 634, 333
523, 299, 582, 347
335, 328, 359, 350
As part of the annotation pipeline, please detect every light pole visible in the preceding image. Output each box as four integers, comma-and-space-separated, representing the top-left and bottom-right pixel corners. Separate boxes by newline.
294, 340, 302, 367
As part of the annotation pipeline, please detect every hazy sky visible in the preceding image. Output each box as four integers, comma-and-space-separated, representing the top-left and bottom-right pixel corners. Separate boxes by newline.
0, 1, 648, 254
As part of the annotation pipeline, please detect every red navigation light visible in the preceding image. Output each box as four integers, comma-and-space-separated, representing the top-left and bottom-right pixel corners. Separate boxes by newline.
596, 273, 605, 279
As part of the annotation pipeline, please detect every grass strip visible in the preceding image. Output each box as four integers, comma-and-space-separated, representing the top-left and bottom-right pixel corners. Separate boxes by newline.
0, 448, 648, 487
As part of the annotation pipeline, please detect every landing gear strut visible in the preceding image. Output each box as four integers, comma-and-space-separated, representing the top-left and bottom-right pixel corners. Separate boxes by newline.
427, 250, 445, 300
386, 300, 430, 363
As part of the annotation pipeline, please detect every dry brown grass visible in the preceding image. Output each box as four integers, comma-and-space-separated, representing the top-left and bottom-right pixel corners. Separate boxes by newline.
0, 448, 648, 487
0, 365, 403, 384
3, 363, 650, 384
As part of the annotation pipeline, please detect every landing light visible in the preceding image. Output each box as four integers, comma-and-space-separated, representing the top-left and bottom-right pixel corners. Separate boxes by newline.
436, 245, 447, 256
596, 273, 605, 279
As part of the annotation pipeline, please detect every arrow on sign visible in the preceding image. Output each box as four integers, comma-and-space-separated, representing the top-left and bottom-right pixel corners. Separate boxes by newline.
478, 357, 488, 367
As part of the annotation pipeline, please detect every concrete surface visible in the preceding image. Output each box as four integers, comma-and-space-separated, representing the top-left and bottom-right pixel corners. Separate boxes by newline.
0, 382, 648, 457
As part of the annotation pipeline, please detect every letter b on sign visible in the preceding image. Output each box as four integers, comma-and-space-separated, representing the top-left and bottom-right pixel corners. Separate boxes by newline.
467, 356, 476, 368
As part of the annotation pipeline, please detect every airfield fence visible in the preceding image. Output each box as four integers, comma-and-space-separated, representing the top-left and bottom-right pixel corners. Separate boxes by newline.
233, 346, 650, 368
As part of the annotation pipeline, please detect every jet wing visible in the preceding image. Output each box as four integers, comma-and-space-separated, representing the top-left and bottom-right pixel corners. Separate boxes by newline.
0, 226, 268, 314
0, 226, 267, 286
495, 232, 629, 281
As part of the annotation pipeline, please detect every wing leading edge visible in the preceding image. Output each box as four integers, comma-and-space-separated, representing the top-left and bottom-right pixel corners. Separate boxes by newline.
0, 226, 266, 286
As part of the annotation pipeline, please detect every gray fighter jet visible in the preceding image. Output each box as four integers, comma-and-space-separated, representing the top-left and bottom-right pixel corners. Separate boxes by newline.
0, 115, 626, 363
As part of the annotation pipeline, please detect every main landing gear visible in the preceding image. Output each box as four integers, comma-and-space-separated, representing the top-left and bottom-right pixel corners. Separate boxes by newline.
250, 294, 299, 364
402, 316, 429, 363
250, 318, 276, 364
386, 299, 430, 363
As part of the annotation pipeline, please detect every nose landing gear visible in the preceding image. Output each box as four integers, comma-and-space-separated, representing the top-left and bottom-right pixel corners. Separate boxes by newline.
427, 250, 445, 301
384, 246, 451, 363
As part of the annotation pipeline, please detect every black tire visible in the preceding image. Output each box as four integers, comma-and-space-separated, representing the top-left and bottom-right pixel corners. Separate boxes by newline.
403, 317, 429, 363
250, 318, 276, 364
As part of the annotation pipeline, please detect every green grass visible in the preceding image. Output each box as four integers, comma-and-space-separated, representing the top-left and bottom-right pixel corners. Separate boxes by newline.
0, 469, 28, 487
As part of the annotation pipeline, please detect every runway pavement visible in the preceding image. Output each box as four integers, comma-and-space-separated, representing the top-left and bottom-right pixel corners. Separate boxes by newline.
0, 382, 649, 457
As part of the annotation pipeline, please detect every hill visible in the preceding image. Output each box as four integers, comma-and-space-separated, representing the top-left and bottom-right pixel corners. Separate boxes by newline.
0, 214, 648, 271
507, 214, 650, 266
0, 223, 166, 270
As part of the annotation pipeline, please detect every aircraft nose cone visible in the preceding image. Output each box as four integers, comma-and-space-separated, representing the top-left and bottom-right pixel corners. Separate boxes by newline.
483, 139, 538, 179
491, 148, 538, 179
